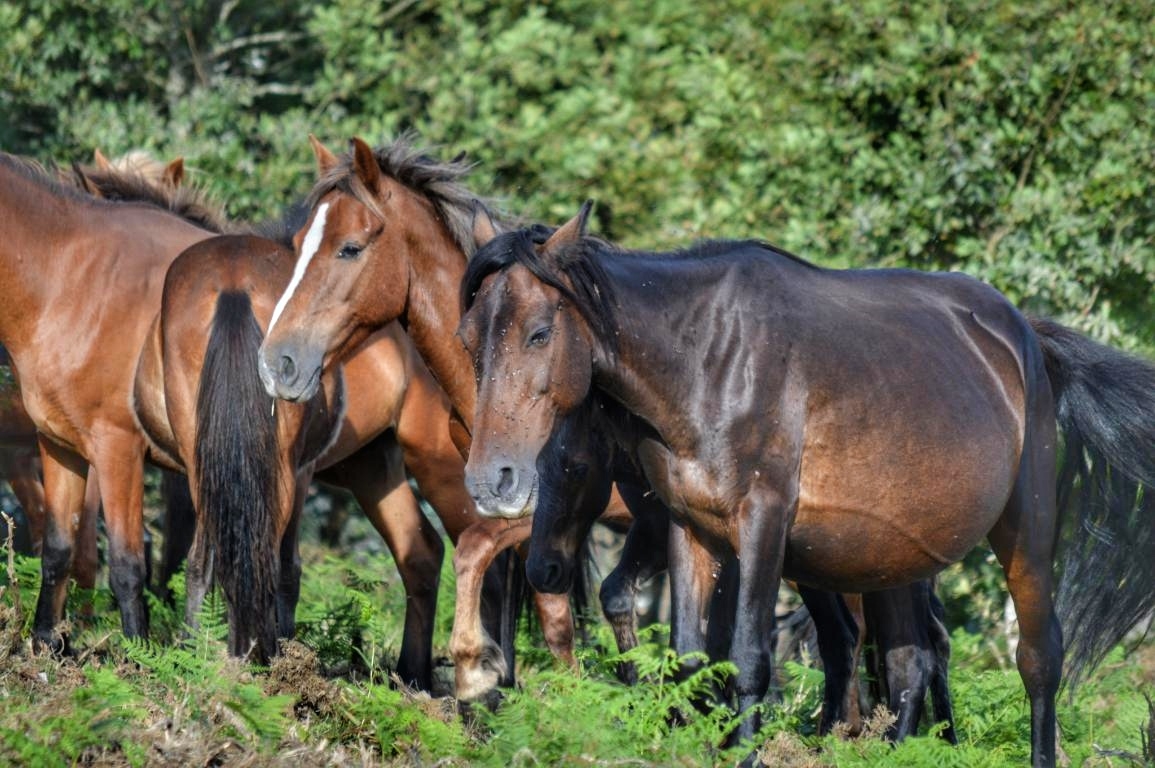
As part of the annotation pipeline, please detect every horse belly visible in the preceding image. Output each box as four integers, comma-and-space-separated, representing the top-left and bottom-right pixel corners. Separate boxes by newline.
783, 491, 1003, 593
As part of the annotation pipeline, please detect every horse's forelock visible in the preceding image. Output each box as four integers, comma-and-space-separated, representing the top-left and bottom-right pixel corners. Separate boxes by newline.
462, 228, 618, 355
306, 133, 498, 258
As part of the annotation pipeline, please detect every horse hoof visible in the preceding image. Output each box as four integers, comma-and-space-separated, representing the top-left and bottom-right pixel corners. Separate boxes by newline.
32, 629, 71, 657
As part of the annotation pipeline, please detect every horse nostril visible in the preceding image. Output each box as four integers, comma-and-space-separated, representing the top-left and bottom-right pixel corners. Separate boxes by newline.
496, 467, 516, 497
278, 355, 297, 384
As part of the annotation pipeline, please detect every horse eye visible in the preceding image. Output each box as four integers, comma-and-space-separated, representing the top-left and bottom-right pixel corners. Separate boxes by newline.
337, 243, 363, 260
528, 326, 553, 347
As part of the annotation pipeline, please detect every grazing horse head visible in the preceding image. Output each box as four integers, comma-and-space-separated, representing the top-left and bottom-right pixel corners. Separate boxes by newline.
258, 134, 484, 403
458, 201, 615, 518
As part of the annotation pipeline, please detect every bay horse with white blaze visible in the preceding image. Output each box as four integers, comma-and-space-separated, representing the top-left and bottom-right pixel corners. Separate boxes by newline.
256, 135, 618, 699
457, 202, 1155, 766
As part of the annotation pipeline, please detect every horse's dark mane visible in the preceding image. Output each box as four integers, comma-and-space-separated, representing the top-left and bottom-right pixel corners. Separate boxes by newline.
461, 227, 818, 355
0, 152, 97, 204
247, 200, 310, 248
306, 131, 501, 258
461, 227, 620, 353
73, 163, 228, 233
0, 152, 226, 232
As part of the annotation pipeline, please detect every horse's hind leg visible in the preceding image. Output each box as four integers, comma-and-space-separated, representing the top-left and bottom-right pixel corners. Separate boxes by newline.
32, 437, 88, 653
158, 469, 195, 602
988, 421, 1061, 767
927, 587, 957, 743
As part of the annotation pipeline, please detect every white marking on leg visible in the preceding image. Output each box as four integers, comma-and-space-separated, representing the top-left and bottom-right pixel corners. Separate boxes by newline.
267, 202, 330, 337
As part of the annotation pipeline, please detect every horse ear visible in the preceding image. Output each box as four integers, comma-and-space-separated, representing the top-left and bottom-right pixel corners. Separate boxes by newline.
163, 157, 184, 188
72, 162, 99, 196
472, 201, 498, 248
93, 148, 112, 172
308, 134, 339, 177
542, 200, 594, 255
349, 136, 381, 189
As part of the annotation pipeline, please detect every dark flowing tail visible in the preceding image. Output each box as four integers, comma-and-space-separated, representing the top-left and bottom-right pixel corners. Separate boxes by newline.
195, 291, 280, 662
1030, 317, 1155, 687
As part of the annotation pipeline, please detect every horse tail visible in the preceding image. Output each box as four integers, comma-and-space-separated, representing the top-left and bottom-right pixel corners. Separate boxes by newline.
1029, 316, 1155, 687
195, 290, 280, 662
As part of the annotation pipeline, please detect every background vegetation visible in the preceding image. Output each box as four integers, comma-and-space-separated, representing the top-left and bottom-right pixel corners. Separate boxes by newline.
2, 0, 1154, 764
3, 0, 1153, 345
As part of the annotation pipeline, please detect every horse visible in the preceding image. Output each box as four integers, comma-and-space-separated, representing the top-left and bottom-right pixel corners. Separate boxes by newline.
456, 203, 1155, 766
254, 135, 956, 729
525, 379, 956, 740
256, 135, 622, 700
134, 225, 507, 683
73, 150, 507, 683
0, 149, 189, 566
0, 151, 223, 652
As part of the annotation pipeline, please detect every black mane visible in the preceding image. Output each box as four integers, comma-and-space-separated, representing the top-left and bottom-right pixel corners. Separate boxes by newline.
74, 163, 228, 233
462, 225, 620, 352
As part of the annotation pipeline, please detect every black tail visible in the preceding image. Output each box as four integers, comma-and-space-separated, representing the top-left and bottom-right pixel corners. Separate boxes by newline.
195, 291, 280, 662
1030, 317, 1155, 687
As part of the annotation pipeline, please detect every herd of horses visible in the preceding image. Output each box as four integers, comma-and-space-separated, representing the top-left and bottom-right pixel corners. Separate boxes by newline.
3, 134, 1155, 768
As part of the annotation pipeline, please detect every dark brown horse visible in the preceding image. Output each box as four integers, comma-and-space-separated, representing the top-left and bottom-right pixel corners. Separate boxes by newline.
457, 203, 1155, 766
256, 135, 600, 699
0, 153, 219, 650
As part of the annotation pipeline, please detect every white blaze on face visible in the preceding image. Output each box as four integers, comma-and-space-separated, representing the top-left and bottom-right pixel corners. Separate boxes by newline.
267, 202, 330, 337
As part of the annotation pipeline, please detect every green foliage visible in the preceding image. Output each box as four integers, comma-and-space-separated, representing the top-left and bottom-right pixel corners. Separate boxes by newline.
1, 550, 1154, 766
1, 0, 1152, 346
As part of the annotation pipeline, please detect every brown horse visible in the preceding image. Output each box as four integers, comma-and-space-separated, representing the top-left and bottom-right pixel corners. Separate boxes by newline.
0, 152, 220, 651
133, 225, 492, 682
64, 150, 484, 680
257, 135, 589, 699
0, 150, 187, 566
456, 203, 1155, 766
523, 382, 955, 740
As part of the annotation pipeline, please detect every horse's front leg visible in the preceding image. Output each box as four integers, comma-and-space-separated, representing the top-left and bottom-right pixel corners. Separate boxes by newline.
601, 482, 669, 683
729, 485, 794, 749
31, 437, 88, 654
450, 517, 533, 701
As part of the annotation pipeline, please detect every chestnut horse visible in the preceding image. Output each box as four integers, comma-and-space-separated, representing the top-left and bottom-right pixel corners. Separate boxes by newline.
0, 150, 187, 566
457, 203, 1155, 766
257, 135, 601, 699
0, 153, 221, 651
134, 223, 499, 682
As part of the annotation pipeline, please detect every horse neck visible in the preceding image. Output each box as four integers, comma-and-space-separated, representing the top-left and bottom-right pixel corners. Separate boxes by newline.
401, 221, 477, 429
0, 166, 89, 340
590, 254, 737, 447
